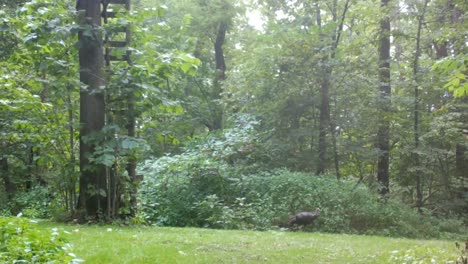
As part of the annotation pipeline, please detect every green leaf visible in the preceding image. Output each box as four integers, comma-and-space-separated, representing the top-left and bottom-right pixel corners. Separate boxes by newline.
121, 138, 139, 149
96, 154, 116, 167
98, 188, 107, 197
180, 63, 192, 73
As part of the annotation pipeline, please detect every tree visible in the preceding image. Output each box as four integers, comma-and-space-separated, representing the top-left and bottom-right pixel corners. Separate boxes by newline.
429, 0, 467, 215
376, 0, 391, 196
411, 0, 429, 212
315, 0, 350, 177
165, 0, 239, 132
76, 0, 107, 218
1, 0, 466, 222
0, 0, 80, 215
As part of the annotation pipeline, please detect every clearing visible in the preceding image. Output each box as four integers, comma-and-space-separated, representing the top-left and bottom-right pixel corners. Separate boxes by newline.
40, 223, 461, 263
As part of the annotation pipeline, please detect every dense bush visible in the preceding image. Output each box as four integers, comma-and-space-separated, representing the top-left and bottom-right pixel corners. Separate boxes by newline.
0, 186, 54, 219
138, 114, 263, 228
0, 216, 82, 263
9, 186, 52, 218
138, 117, 467, 238
140, 153, 466, 237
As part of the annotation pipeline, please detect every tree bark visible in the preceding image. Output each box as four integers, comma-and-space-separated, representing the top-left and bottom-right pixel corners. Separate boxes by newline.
317, 73, 331, 175
67, 84, 77, 213
330, 96, 341, 179
209, 21, 228, 131
455, 97, 468, 197
412, 0, 429, 212
214, 21, 227, 82
0, 157, 15, 200
77, 0, 107, 219
127, 93, 138, 217
377, 0, 391, 197
432, 0, 452, 195
315, 3, 328, 175
455, 142, 467, 176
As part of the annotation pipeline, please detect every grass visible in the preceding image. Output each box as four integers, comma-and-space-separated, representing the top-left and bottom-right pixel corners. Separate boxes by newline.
38, 222, 461, 264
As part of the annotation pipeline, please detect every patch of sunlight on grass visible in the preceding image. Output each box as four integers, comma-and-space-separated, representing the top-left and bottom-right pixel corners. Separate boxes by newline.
38, 222, 460, 264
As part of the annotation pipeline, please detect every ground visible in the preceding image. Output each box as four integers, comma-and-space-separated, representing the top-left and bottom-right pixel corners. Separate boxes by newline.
39, 222, 461, 263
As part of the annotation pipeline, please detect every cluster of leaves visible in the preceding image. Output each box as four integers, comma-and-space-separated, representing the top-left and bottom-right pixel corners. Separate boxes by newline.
138, 114, 264, 228
433, 54, 468, 98
0, 216, 82, 263
7, 186, 52, 219
0, 0, 81, 216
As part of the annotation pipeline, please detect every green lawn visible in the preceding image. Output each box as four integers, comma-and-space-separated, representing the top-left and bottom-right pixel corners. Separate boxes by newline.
41, 223, 461, 264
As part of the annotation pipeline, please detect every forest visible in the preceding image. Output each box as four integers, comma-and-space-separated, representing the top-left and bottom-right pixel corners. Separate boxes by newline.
0, 0, 467, 261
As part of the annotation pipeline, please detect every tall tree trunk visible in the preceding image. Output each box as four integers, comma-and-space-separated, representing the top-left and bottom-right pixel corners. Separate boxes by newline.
448, 1, 468, 209
315, 0, 350, 175
215, 22, 227, 82
315, 3, 326, 174
330, 95, 341, 179
67, 84, 77, 212
455, 97, 468, 203
377, 0, 392, 197
127, 93, 138, 217
209, 21, 228, 131
125, 0, 137, 218
432, 0, 466, 206
76, 0, 107, 219
413, 0, 429, 212
0, 157, 15, 200
432, 0, 452, 194
455, 142, 467, 178
317, 73, 331, 175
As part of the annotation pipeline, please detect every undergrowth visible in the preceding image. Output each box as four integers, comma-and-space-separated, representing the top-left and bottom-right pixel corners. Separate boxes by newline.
0, 216, 82, 263
138, 116, 466, 238
139, 159, 466, 239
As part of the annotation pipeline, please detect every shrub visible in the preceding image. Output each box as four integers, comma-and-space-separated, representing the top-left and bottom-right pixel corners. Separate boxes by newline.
138, 114, 262, 227
8, 186, 52, 218
137, 116, 465, 238
139, 161, 468, 238
0, 216, 82, 263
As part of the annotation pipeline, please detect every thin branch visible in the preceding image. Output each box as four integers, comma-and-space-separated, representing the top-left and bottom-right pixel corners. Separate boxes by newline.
332, 0, 351, 56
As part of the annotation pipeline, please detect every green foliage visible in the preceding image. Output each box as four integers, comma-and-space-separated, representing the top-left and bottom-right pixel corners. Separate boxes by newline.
1, 0, 200, 219
240, 170, 466, 238
0, 216, 82, 263
9, 186, 52, 219
191, 195, 259, 230
433, 54, 468, 98
0, 0, 466, 232
83, 125, 150, 168
138, 116, 466, 238
0, 0, 80, 216
138, 114, 264, 228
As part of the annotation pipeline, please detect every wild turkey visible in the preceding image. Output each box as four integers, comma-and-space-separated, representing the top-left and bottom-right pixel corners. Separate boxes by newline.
289, 208, 321, 227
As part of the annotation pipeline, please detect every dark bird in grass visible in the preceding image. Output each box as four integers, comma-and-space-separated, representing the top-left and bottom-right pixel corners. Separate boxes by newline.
289, 208, 321, 227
